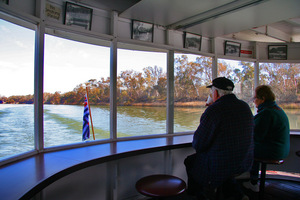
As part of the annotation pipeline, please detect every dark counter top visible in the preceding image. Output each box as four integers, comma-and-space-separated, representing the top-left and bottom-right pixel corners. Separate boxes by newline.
0, 135, 193, 200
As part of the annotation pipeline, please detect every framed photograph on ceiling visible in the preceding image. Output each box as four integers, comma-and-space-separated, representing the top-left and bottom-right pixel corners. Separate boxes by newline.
268, 45, 287, 60
64, 2, 93, 30
224, 41, 241, 57
184, 32, 202, 51
132, 20, 154, 42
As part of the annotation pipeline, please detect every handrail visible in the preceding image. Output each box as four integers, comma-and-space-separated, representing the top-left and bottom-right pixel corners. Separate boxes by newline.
0, 134, 193, 200
1, 133, 299, 200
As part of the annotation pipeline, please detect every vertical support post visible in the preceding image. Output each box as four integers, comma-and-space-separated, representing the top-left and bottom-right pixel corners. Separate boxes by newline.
34, 0, 45, 151
110, 11, 118, 140
167, 50, 174, 134
254, 42, 260, 89
164, 150, 172, 174
106, 161, 118, 200
253, 43, 260, 114
211, 38, 218, 79
166, 29, 173, 46
108, 11, 119, 200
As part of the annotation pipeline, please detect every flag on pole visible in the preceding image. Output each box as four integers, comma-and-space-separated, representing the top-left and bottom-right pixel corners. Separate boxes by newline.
82, 94, 90, 141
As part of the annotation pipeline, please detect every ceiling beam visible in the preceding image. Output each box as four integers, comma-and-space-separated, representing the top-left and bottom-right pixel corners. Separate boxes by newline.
251, 26, 291, 42
167, 0, 267, 30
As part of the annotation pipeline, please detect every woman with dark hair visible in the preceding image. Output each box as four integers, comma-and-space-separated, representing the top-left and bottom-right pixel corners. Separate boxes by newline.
243, 85, 290, 192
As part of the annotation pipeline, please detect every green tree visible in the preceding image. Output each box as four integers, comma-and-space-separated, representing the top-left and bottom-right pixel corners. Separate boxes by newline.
174, 55, 212, 101
218, 60, 232, 78
260, 63, 300, 102
143, 66, 166, 101
118, 70, 146, 103
238, 62, 254, 101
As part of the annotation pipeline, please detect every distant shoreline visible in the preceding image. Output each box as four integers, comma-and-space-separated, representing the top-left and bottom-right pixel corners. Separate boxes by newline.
1, 101, 299, 109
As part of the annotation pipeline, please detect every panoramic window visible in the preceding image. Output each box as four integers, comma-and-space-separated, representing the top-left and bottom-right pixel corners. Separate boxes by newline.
259, 62, 300, 130
117, 49, 167, 137
0, 19, 35, 160
174, 54, 212, 133
44, 34, 110, 147
218, 59, 254, 107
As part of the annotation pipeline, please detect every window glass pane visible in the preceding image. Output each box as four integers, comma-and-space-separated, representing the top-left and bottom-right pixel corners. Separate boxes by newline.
218, 59, 254, 107
44, 34, 110, 147
259, 63, 300, 130
174, 54, 212, 133
0, 19, 35, 160
117, 49, 167, 137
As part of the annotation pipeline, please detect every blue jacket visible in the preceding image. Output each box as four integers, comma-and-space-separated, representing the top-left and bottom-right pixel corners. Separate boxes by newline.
191, 94, 254, 187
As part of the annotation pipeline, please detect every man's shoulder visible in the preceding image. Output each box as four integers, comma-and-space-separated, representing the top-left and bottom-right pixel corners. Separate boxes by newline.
216, 94, 248, 106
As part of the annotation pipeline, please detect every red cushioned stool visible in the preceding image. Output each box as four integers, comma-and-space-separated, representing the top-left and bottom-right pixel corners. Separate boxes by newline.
135, 174, 186, 199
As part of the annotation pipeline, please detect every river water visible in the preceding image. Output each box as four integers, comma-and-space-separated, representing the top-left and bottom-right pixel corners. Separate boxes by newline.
0, 104, 299, 159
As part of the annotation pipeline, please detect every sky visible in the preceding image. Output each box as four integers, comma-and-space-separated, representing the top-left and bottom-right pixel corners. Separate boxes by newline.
0, 19, 168, 97
0, 18, 240, 97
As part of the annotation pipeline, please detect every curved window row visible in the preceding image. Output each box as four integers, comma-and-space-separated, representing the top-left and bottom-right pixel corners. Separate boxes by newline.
0, 17, 299, 163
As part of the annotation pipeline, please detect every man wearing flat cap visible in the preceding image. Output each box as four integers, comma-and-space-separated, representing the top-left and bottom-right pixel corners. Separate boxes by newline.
184, 77, 254, 199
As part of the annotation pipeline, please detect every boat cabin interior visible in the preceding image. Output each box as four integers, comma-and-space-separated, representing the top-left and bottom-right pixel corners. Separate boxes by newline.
0, 0, 300, 200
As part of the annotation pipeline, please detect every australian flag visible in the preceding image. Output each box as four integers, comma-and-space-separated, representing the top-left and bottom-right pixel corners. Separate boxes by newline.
82, 94, 90, 141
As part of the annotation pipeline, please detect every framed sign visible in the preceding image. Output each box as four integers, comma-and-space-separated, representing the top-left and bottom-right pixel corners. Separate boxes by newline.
268, 45, 287, 60
184, 32, 202, 51
132, 20, 154, 42
64, 2, 93, 30
225, 41, 241, 57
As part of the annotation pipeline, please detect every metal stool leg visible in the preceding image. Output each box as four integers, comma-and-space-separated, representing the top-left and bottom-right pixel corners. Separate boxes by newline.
259, 163, 267, 200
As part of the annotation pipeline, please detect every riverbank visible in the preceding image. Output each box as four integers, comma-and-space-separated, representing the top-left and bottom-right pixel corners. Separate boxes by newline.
132, 101, 207, 107
1, 101, 299, 109
131, 101, 300, 109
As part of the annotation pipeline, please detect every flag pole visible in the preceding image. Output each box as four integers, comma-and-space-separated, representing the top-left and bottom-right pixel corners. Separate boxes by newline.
86, 87, 95, 140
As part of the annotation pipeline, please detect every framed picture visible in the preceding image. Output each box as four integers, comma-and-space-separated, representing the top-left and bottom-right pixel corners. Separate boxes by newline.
225, 41, 241, 57
64, 2, 93, 30
132, 20, 154, 42
268, 45, 287, 60
184, 32, 202, 51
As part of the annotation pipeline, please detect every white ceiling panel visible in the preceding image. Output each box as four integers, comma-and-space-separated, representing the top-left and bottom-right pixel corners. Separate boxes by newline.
85, 0, 300, 42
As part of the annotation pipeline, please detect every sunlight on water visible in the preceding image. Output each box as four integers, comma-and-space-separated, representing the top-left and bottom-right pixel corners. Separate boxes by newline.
117, 106, 167, 136
0, 104, 299, 160
43, 105, 110, 147
0, 105, 34, 159
174, 107, 204, 132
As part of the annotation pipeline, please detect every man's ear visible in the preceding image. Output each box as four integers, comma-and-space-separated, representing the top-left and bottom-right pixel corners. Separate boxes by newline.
215, 90, 220, 98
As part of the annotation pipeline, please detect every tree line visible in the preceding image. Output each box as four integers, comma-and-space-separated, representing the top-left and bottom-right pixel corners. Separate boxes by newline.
1, 55, 299, 106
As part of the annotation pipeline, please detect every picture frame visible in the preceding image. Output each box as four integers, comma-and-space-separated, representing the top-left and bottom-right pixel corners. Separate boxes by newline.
132, 20, 154, 42
184, 32, 202, 51
224, 41, 241, 57
268, 45, 287, 60
64, 2, 93, 30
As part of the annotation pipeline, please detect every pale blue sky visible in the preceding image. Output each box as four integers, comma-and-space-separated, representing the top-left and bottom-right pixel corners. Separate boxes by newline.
0, 19, 167, 97
0, 18, 240, 97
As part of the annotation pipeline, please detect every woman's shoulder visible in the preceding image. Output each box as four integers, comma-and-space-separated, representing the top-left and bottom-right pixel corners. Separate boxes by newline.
255, 108, 273, 119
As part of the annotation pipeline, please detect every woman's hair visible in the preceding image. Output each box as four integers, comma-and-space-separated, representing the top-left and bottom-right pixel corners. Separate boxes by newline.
255, 85, 275, 101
